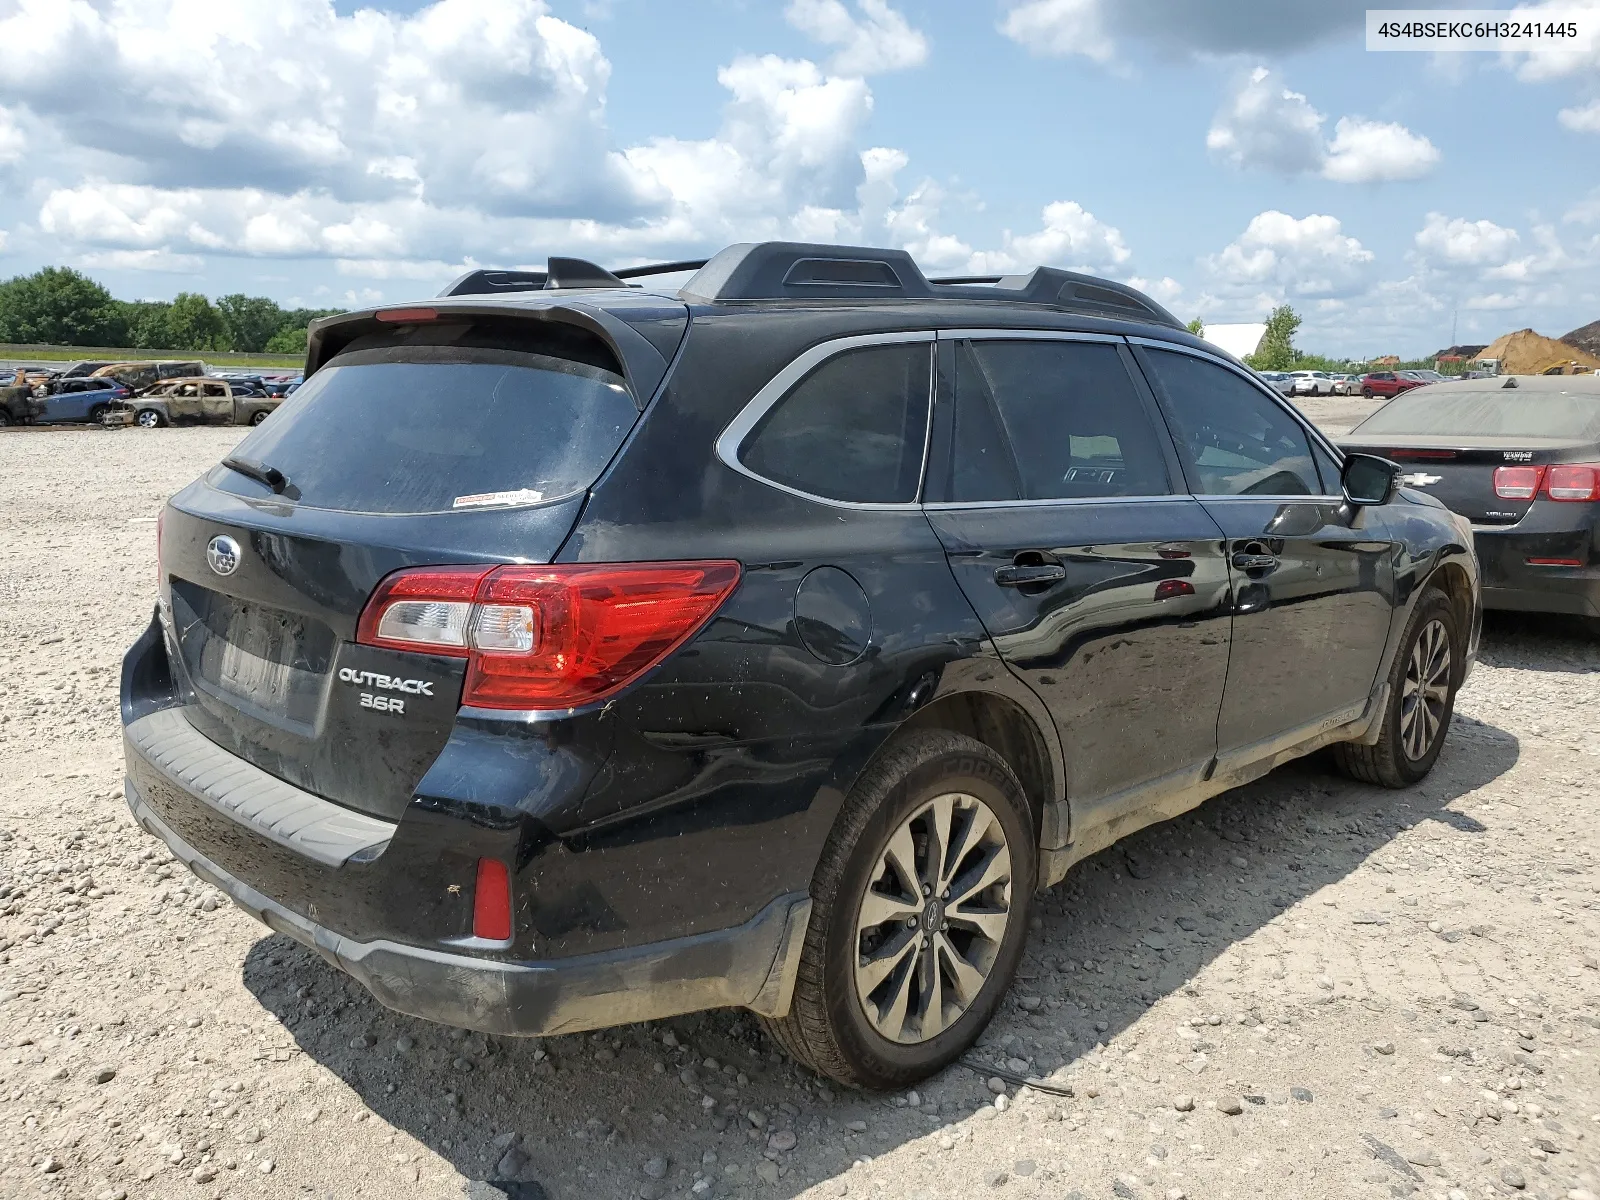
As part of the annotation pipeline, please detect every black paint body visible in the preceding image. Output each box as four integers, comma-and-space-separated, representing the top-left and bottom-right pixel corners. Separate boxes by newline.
123, 283, 1481, 1017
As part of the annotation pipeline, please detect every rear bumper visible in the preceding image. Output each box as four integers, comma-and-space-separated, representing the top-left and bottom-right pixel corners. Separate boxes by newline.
124, 774, 811, 1036
1473, 518, 1600, 619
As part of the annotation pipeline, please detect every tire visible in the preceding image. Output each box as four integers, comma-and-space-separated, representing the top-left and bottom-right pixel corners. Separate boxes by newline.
0, 411, 9, 428
135, 408, 164, 429
1361, 387, 1375, 399
87, 404, 107, 426
249, 409, 269, 425
1333, 586, 1459, 788
760, 730, 1037, 1089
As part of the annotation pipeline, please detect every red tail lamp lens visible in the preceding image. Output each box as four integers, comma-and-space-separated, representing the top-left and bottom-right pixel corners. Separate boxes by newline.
375, 307, 438, 323
472, 858, 512, 941
1543, 464, 1600, 502
356, 561, 741, 710
1493, 466, 1544, 500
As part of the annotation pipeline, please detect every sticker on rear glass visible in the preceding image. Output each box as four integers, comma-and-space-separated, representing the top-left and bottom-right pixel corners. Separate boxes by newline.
452, 488, 545, 510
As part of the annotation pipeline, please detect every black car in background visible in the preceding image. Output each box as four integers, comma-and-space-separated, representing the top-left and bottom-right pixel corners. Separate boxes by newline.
1343, 375, 1600, 626
122, 242, 1479, 1089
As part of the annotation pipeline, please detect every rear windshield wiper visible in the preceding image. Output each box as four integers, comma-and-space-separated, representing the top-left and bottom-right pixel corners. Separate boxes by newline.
222, 455, 290, 494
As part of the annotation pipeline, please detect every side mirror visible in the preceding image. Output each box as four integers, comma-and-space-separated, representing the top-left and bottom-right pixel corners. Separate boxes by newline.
1341, 453, 1400, 507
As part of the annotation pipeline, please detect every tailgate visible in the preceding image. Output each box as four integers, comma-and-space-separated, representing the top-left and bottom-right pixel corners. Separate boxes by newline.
159, 496, 587, 820
153, 314, 655, 819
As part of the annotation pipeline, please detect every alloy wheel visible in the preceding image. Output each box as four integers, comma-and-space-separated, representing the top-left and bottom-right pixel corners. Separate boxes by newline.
136, 410, 160, 428
852, 792, 1012, 1045
1400, 618, 1451, 761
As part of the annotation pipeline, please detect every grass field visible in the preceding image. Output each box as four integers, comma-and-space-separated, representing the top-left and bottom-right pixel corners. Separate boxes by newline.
0, 343, 303, 369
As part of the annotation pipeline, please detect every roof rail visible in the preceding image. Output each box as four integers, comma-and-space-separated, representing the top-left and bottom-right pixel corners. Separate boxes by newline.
612, 259, 709, 280
440, 258, 711, 297
438, 243, 1183, 328
678, 242, 1183, 328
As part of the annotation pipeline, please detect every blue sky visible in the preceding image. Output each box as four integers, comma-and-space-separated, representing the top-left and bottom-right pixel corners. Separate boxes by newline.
1, 0, 1597, 356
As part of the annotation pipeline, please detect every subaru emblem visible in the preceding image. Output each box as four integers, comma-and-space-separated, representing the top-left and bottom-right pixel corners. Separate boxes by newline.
206, 535, 242, 577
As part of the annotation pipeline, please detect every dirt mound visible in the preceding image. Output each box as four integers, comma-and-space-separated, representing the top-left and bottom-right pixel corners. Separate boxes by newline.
1561, 319, 1600, 358
1476, 327, 1600, 375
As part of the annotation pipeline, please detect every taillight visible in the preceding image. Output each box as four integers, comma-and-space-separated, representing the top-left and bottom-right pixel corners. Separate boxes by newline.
472, 858, 512, 941
357, 561, 741, 710
1493, 466, 1544, 500
1543, 464, 1600, 502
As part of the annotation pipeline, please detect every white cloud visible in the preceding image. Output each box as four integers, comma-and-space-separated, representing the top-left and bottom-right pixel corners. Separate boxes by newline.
1559, 100, 1600, 132
1321, 117, 1440, 183
784, 0, 929, 75
1206, 67, 1325, 175
997, 0, 1371, 61
998, 0, 1115, 63
0, 0, 656, 219
1208, 68, 1439, 182
1414, 213, 1521, 267
1499, 0, 1600, 80
75, 249, 206, 273
336, 258, 481, 281
1208, 211, 1374, 300
1127, 275, 1183, 304
0, 105, 22, 166
967, 201, 1131, 275
0, 228, 8, 253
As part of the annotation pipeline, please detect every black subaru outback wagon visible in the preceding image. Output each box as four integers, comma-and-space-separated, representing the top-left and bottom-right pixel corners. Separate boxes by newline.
122, 242, 1480, 1088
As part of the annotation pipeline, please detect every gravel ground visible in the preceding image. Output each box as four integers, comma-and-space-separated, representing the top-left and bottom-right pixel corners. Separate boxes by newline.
1, 423, 1596, 1200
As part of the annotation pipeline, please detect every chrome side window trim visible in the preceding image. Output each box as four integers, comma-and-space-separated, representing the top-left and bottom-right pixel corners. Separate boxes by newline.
713, 330, 937, 512
1125, 335, 1349, 466
935, 328, 1125, 344
923, 494, 1183, 511
1194, 494, 1347, 503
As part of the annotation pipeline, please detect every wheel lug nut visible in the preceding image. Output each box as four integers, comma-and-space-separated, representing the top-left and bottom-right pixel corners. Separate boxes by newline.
906, 916, 917, 928
941, 889, 950, 900
922, 883, 931, 896
921, 936, 930, 949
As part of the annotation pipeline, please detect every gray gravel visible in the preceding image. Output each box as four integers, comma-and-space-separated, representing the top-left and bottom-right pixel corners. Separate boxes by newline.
0, 424, 1597, 1200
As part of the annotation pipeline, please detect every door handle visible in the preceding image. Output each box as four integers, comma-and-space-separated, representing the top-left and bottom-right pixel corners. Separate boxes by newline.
994, 563, 1066, 588
1231, 552, 1279, 572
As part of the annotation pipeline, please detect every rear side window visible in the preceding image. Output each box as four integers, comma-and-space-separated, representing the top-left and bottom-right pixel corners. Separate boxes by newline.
1352, 390, 1600, 440
948, 339, 1172, 502
1142, 349, 1318, 497
739, 343, 931, 504
215, 345, 637, 514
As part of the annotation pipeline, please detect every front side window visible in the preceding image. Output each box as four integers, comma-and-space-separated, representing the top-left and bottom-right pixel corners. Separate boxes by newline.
739, 343, 931, 504
1142, 349, 1318, 497
947, 339, 1172, 502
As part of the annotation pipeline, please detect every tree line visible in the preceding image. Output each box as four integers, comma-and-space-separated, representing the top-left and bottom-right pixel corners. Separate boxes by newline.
0, 267, 341, 354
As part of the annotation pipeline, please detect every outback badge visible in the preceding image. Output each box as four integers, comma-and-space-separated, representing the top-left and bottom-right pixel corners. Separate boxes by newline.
206, 535, 241, 577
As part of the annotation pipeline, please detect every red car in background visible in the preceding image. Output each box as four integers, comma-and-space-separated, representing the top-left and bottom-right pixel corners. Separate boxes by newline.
1361, 371, 1426, 398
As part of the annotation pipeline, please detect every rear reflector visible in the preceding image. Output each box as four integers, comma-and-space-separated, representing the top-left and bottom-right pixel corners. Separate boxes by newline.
472, 858, 512, 941
1543, 464, 1600, 502
375, 307, 438, 323
1493, 466, 1544, 500
357, 560, 741, 710
1526, 557, 1584, 567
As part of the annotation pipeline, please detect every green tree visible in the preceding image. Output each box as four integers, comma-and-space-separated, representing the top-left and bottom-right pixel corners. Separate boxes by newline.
217, 294, 285, 353
1185, 317, 1204, 336
121, 301, 174, 349
265, 324, 309, 354
1244, 304, 1302, 371
0, 267, 128, 345
166, 292, 229, 351
265, 307, 341, 355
